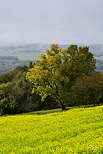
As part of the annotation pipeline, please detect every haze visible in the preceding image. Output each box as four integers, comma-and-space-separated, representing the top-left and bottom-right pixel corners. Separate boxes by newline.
0, 0, 103, 45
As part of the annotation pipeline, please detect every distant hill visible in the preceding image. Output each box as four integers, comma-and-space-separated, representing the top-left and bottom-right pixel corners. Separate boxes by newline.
0, 43, 103, 73
89, 44, 103, 57
0, 43, 103, 57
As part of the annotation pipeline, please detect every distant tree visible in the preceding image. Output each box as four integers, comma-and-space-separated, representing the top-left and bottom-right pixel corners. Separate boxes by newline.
0, 83, 9, 100
0, 66, 28, 84
0, 66, 40, 114
26, 44, 96, 110
14, 66, 28, 72
0, 83, 10, 114
0, 71, 15, 84
8, 71, 42, 114
70, 73, 103, 106
29, 62, 35, 68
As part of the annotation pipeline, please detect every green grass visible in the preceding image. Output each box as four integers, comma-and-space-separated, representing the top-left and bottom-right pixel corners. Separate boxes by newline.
0, 106, 103, 153
23, 104, 100, 115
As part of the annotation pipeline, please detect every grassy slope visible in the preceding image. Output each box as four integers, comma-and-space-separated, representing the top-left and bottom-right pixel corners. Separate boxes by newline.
0, 106, 103, 154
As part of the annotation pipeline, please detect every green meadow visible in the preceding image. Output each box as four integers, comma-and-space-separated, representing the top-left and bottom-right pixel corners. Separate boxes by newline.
0, 105, 103, 154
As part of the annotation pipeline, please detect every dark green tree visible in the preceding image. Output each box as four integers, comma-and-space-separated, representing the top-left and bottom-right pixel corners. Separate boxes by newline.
70, 73, 103, 106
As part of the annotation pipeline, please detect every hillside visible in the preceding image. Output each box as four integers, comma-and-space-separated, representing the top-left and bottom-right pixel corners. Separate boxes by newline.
0, 105, 103, 153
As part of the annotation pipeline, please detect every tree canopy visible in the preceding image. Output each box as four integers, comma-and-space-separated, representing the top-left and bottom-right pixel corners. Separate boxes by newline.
26, 44, 96, 110
70, 72, 103, 106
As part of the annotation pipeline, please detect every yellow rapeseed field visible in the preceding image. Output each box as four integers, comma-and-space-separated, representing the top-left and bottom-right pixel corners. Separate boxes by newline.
0, 106, 103, 154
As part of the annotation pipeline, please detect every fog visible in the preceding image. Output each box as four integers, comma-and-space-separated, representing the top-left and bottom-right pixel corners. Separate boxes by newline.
0, 0, 103, 45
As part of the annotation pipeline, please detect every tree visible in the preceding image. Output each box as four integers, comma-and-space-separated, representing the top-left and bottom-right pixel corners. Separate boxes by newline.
69, 73, 103, 106
0, 83, 10, 101
26, 44, 96, 110
0, 83, 10, 114
7, 71, 39, 114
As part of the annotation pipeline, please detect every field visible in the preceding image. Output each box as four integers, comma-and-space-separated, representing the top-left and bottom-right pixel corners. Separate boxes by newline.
0, 53, 40, 61
0, 106, 103, 154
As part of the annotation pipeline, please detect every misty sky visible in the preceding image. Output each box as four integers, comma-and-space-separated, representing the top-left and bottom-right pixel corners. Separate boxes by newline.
0, 0, 103, 45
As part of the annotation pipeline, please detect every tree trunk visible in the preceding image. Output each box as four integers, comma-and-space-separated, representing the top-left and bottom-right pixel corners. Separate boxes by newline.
61, 103, 67, 110
93, 101, 96, 106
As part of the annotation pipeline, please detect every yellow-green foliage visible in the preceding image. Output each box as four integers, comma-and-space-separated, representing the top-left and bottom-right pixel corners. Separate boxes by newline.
26, 44, 96, 103
0, 106, 103, 154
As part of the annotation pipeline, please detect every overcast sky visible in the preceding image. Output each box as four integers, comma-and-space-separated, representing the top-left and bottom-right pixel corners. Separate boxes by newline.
0, 0, 103, 45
